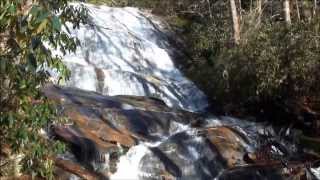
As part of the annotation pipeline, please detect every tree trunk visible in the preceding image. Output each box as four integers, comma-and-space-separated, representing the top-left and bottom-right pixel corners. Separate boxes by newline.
295, 0, 301, 22
230, 0, 240, 44
207, 0, 213, 19
314, 0, 318, 17
257, 0, 262, 24
238, 0, 242, 20
271, 0, 273, 17
283, 0, 291, 26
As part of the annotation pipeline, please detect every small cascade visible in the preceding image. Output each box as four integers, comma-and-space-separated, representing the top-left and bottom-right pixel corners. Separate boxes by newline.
110, 144, 151, 179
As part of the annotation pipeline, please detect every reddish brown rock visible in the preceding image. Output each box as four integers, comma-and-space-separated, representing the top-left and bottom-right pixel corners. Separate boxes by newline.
54, 157, 102, 180
204, 127, 248, 167
139, 126, 251, 179
43, 84, 203, 149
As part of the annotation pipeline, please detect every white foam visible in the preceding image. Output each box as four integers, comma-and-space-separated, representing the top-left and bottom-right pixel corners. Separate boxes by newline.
311, 166, 320, 179
110, 144, 151, 180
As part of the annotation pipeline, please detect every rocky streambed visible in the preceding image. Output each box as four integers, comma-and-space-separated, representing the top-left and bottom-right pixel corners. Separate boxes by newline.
43, 84, 320, 180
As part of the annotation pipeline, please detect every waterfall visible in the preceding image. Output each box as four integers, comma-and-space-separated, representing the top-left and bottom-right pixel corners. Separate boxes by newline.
51, 3, 320, 180
58, 3, 207, 112
54, 3, 210, 179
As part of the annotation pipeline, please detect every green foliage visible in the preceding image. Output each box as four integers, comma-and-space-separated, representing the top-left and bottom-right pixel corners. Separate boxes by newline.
0, 0, 87, 178
189, 17, 320, 116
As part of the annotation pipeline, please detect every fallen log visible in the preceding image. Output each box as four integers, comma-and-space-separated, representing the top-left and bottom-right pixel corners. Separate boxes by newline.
54, 157, 102, 180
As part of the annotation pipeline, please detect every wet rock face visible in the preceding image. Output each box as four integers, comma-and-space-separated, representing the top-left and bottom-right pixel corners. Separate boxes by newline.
44, 84, 205, 169
44, 85, 252, 179
43, 85, 318, 180
44, 84, 202, 144
139, 127, 249, 180
139, 127, 316, 180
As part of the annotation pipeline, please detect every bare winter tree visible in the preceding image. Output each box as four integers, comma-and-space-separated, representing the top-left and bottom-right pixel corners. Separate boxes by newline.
283, 0, 291, 25
257, 0, 262, 24
230, 0, 240, 44
295, 0, 301, 21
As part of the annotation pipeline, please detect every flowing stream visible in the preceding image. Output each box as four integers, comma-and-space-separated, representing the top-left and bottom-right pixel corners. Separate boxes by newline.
53, 3, 320, 179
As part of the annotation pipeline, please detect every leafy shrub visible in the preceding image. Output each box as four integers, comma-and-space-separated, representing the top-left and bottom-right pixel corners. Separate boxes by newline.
0, 0, 87, 178
190, 19, 320, 118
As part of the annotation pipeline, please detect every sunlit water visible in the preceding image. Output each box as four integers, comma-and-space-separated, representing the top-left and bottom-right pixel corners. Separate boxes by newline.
56, 3, 208, 112
53, 3, 209, 178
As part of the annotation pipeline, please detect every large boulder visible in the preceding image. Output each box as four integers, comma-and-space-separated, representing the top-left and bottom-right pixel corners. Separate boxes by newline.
43, 84, 203, 145
42, 84, 204, 174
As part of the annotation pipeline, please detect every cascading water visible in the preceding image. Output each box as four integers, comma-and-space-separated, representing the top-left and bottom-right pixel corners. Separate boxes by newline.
57, 3, 208, 112
52, 3, 320, 180
53, 3, 210, 179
